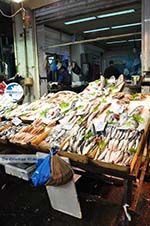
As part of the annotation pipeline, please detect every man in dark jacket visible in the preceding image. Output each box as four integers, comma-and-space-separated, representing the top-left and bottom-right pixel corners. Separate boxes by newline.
57, 62, 71, 89
104, 60, 120, 79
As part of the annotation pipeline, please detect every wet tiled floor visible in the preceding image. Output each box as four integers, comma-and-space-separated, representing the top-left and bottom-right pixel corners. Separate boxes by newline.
0, 168, 149, 226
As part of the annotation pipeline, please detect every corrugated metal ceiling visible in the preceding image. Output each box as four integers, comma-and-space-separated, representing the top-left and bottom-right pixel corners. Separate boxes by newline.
33, 0, 141, 46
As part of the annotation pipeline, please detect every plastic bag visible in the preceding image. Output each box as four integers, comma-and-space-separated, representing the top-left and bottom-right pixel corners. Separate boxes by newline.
31, 147, 59, 187
46, 155, 73, 186
31, 147, 73, 187
31, 153, 51, 187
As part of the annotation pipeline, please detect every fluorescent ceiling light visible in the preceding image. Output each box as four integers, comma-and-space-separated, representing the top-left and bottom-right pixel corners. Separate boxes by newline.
83, 27, 110, 34
97, 9, 135, 18
128, 38, 141, 42
112, 22, 141, 29
107, 38, 141, 44
12, 0, 23, 3
64, 16, 96, 25
107, 40, 127, 44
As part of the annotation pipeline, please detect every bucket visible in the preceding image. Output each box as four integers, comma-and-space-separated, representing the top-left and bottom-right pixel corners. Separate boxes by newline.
24, 77, 33, 86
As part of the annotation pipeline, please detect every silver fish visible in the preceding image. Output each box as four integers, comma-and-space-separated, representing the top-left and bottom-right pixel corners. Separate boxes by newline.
98, 148, 108, 161
120, 139, 129, 152
104, 149, 112, 163
114, 151, 124, 164
82, 142, 95, 155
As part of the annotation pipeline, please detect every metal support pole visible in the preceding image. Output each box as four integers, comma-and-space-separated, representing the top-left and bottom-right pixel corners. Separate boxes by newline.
124, 179, 133, 206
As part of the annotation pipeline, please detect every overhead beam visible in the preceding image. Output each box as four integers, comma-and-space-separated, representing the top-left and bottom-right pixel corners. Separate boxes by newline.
44, 32, 141, 49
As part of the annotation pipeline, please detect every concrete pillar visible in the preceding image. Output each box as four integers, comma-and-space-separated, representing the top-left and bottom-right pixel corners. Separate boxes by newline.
12, 6, 40, 101
36, 25, 48, 96
142, 0, 150, 76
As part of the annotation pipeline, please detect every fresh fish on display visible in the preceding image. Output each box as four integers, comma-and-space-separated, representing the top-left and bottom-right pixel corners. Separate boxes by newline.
113, 151, 124, 164
87, 111, 99, 126
98, 148, 109, 161
73, 138, 83, 153
0, 77, 147, 168
62, 140, 70, 151
124, 156, 133, 166
117, 130, 123, 140
82, 139, 95, 155
119, 130, 126, 140
121, 153, 133, 166
117, 139, 125, 151
108, 139, 114, 150
104, 134, 111, 145
120, 139, 128, 152
119, 152, 130, 165
108, 151, 115, 163
69, 136, 76, 149
110, 128, 118, 139
124, 130, 131, 140
132, 130, 139, 140
88, 146, 99, 159
113, 129, 119, 139
127, 139, 136, 152
78, 140, 86, 154
93, 147, 101, 160
135, 136, 141, 149
127, 130, 135, 140
104, 149, 112, 163
112, 139, 119, 151
128, 105, 144, 116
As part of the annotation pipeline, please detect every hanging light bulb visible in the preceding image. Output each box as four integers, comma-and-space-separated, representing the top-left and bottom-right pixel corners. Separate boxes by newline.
23, 10, 32, 29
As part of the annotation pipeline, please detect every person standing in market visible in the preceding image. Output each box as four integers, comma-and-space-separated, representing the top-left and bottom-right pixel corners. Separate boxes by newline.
0, 74, 7, 95
57, 61, 71, 90
104, 60, 120, 79
123, 62, 130, 80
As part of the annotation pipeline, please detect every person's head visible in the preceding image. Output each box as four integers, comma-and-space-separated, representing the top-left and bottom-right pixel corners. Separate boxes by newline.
123, 61, 126, 66
109, 60, 114, 65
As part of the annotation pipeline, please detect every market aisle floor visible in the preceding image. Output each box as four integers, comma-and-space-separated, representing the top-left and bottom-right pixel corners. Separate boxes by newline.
0, 169, 150, 226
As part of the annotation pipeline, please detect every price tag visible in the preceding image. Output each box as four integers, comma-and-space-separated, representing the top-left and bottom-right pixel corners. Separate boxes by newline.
64, 124, 73, 130
94, 121, 107, 132
111, 102, 124, 114
76, 111, 85, 116
42, 118, 51, 125
12, 117, 22, 126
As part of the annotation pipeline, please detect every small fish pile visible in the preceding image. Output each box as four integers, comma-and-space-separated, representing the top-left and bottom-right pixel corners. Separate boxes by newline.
61, 123, 142, 166
9, 120, 46, 145
61, 124, 94, 155
45, 124, 69, 148
94, 127, 142, 166
5, 91, 77, 121
104, 105, 145, 130
0, 95, 17, 117
0, 123, 25, 141
0, 121, 12, 134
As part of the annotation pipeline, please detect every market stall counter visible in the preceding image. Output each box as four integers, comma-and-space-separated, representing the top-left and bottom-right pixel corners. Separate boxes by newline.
0, 75, 150, 225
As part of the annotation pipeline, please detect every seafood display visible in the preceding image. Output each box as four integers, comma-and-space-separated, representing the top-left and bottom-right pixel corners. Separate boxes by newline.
4, 91, 77, 121
0, 75, 149, 168
0, 95, 17, 117
0, 122, 25, 141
